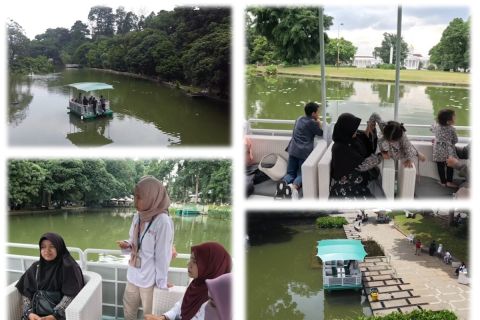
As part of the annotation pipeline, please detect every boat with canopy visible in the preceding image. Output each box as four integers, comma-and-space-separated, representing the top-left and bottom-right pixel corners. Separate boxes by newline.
316, 239, 367, 290
66, 82, 114, 120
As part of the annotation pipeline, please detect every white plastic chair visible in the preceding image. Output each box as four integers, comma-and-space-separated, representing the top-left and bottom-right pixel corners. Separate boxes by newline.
151, 286, 187, 315
6, 271, 102, 320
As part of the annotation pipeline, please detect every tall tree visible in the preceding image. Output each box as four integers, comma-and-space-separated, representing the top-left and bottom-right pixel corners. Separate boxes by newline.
8, 161, 46, 209
325, 38, 357, 65
88, 6, 115, 38
7, 20, 30, 64
429, 17, 469, 71
373, 32, 409, 65
70, 20, 90, 45
249, 8, 333, 65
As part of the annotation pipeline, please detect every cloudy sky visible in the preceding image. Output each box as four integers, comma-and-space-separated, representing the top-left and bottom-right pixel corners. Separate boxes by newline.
6, 0, 175, 39
324, 5, 470, 57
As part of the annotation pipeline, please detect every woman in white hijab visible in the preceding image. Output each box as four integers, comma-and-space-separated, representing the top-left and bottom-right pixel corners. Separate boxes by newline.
117, 176, 175, 320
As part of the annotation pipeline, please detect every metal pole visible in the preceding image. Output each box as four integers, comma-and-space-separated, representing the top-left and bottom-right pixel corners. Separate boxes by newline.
319, 7, 327, 132
394, 6, 402, 121
337, 23, 343, 68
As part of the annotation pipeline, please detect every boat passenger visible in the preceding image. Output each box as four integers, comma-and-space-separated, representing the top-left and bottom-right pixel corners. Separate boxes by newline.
447, 143, 470, 198
100, 95, 106, 112
205, 273, 232, 320
82, 96, 88, 106
431, 109, 458, 187
92, 98, 98, 115
330, 113, 381, 199
15, 232, 85, 320
144, 242, 232, 320
367, 112, 426, 168
276, 102, 323, 200
117, 176, 174, 320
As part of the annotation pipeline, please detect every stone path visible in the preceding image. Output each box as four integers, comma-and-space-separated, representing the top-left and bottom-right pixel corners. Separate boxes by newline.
360, 256, 427, 316
359, 222, 470, 320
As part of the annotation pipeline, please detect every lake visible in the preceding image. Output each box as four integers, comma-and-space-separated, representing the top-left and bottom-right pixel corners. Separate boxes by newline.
9, 69, 230, 147
8, 208, 231, 267
247, 219, 371, 319
247, 76, 469, 136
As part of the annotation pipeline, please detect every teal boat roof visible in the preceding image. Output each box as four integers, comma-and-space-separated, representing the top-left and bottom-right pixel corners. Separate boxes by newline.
316, 239, 367, 262
67, 82, 114, 91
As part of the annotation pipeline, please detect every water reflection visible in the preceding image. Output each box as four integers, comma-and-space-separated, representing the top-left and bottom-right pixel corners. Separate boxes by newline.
8, 69, 229, 146
8, 208, 231, 268
248, 222, 367, 319
247, 76, 469, 136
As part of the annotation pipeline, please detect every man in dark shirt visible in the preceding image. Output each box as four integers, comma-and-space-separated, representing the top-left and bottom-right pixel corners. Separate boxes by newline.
280, 102, 323, 199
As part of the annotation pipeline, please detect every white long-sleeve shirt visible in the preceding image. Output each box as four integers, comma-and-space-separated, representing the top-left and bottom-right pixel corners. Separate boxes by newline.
123, 213, 174, 288
163, 300, 207, 320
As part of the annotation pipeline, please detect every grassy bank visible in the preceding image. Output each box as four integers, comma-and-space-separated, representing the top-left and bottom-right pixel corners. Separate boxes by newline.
255, 65, 469, 86
391, 212, 468, 263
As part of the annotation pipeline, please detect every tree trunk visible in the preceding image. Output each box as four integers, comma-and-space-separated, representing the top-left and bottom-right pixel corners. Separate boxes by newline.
195, 175, 199, 204
448, 209, 455, 226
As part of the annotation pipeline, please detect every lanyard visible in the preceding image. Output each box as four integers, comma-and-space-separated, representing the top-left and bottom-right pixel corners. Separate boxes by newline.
137, 217, 154, 252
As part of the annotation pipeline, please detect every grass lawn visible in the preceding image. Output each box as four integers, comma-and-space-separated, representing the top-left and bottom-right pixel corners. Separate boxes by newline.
391, 212, 468, 263
255, 65, 470, 86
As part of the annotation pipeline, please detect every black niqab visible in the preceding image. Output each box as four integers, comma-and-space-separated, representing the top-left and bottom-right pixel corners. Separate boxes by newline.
16, 233, 84, 299
331, 113, 366, 179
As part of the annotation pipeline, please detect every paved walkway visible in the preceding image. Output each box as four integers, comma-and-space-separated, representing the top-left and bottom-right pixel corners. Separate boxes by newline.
358, 222, 470, 320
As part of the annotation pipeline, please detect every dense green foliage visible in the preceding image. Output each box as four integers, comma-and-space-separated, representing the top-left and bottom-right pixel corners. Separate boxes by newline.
8, 159, 231, 209
7, 7, 230, 97
315, 216, 348, 228
325, 38, 357, 66
373, 32, 409, 65
356, 310, 457, 320
247, 8, 333, 65
429, 18, 470, 71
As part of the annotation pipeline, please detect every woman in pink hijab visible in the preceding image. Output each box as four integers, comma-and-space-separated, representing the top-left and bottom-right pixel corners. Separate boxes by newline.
117, 176, 174, 320
205, 273, 232, 320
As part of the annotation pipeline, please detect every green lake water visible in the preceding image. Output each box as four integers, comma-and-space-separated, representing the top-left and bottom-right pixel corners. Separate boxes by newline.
247, 220, 371, 320
247, 76, 469, 136
8, 208, 231, 267
9, 69, 230, 147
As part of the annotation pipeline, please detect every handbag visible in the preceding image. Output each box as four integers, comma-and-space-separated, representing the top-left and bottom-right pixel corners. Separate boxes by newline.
32, 265, 62, 316
258, 153, 287, 181
32, 290, 62, 316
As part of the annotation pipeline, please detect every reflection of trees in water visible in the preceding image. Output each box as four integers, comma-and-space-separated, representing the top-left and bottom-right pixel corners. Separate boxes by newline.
370, 82, 405, 106
247, 77, 357, 121
424, 86, 470, 126
326, 80, 355, 101
8, 77, 33, 125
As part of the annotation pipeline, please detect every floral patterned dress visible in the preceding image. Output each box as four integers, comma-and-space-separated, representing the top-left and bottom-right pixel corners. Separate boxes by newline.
431, 123, 458, 162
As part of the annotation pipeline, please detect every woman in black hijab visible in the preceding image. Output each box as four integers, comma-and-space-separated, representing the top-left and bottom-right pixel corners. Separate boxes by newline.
16, 233, 85, 320
330, 113, 382, 199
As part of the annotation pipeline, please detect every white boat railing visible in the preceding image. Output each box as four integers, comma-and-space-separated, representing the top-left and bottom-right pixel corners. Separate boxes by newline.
247, 118, 471, 143
7, 243, 190, 320
324, 274, 362, 287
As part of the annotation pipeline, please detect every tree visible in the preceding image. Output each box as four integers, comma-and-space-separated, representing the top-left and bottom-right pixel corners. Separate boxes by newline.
373, 32, 409, 65
429, 18, 469, 72
116, 7, 138, 35
69, 20, 90, 51
7, 19, 30, 64
325, 38, 357, 65
8, 161, 46, 209
83, 160, 122, 205
249, 8, 333, 65
88, 6, 115, 38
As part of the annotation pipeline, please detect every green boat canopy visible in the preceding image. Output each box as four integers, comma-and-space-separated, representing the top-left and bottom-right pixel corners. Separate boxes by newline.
67, 82, 114, 92
316, 239, 367, 262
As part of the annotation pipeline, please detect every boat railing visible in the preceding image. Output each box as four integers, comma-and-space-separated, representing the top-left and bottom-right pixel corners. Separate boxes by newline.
7, 243, 190, 319
247, 118, 470, 143
324, 274, 362, 287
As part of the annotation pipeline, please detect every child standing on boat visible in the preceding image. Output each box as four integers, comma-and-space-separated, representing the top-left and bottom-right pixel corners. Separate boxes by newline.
117, 176, 174, 320
431, 109, 458, 187
367, 113, 426, 167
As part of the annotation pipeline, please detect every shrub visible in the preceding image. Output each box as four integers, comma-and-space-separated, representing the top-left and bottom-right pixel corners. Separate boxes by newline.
356, 310, 457, 320
377, 63, 396, 70
265, 65, 278, 75
315, 216, 348, 228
